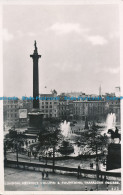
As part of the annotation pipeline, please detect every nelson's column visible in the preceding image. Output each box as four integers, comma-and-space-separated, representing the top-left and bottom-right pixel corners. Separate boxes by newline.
26, 41, 43, 137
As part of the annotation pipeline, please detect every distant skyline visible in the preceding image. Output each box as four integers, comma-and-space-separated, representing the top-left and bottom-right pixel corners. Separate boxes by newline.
3, 4, 120, 97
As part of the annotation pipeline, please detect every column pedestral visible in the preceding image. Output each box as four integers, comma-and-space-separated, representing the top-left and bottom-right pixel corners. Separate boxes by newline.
30, 40, 41, 109
25, 41, 44, 138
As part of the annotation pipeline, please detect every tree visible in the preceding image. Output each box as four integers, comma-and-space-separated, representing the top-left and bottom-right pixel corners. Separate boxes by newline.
38, 128, 62, 172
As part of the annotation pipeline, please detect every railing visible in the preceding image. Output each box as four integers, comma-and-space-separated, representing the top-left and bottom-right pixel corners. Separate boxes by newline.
5, 159, 121, 178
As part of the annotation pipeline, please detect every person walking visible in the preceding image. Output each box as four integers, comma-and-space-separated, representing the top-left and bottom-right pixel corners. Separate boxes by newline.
85, 186, 87, 191
42, 171, 44, 179
46, 171, 49, 179
77, 165, 81, 179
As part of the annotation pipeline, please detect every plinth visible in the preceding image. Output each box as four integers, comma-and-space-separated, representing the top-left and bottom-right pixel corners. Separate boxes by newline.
25, 110, 44, 138
106, 143, 121, 171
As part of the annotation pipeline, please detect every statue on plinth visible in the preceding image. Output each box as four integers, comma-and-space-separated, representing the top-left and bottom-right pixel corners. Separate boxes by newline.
34, 40, 38, 53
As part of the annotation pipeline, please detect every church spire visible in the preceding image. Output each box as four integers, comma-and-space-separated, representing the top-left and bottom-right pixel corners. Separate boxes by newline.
99, 84, 101, 96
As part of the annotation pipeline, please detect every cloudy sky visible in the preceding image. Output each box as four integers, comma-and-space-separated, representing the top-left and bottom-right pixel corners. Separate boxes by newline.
3, 4, 120, 97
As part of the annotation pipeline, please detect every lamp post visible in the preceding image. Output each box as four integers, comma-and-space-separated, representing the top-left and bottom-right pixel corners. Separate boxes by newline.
30, 149, 31, 162
49, 136, 56, 173
46, 152, 47, 165
103, 148, 108, 171
15, 132, 20, 166
94, 134, 101, 191
16, 142, 19, 166
4, 141, 7, 165
52, 146, 55, 173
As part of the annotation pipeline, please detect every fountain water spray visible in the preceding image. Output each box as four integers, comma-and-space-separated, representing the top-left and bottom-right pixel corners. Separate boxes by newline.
60, 120, 71, 137
106, 113, 116, 131
101, 113, 116, 136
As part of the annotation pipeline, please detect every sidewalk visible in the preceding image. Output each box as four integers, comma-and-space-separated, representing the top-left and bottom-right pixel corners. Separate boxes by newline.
4, 167, 121, 191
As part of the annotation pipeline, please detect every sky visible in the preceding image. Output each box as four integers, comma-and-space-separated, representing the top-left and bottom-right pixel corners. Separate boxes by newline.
3, 4, 120, 97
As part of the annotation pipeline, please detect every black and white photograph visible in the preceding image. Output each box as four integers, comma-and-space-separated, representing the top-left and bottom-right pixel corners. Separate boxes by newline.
2, 1, 122, 193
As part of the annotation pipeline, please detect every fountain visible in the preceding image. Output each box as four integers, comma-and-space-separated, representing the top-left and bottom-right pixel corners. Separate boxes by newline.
106, 113, 116, 131
101, 113, 116, 136
59, 120, 74, 155
60, 120, 71, 137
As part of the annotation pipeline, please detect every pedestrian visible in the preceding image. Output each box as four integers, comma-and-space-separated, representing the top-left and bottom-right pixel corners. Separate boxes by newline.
46, 171, 49, 179
42, 171, 44, 179
85, 187, 87, 191
90, 188, 93, 191
107, 184, 109, 191
90, 163, 93, 169
77, 165, 81, 179
104, 175, 106, 182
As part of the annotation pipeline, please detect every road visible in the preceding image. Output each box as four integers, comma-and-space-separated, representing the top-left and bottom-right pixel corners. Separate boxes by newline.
4, 167, 121, 191
6, 152, 106, 171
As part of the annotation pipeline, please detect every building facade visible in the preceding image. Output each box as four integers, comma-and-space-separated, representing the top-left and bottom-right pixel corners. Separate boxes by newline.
3, 99, 19, 127
39, 90, 59, 118
73, 100, 106, 121
4, 91, 120, 128
3, 98, 33, 128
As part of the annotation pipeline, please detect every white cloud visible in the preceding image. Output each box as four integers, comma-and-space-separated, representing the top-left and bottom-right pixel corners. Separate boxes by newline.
16, 31, 36, 37
16, 30, 24, 37
109, 31, 119, 39
27, 32, 36, 37
49, 23, 108, 47
96, 67, 120, 74
87, 35, 107, 45
49, 23, 88, 35
3, 29, 37, 42
3, 29, 14, 41
106, 67, 120, 74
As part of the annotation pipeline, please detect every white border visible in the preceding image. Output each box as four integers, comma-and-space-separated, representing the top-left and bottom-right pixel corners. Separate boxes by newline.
0, 3, 4, 195
0, 0, 122, 194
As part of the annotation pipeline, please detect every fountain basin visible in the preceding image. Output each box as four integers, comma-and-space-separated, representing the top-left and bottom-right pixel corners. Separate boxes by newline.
58, 140, 74, 155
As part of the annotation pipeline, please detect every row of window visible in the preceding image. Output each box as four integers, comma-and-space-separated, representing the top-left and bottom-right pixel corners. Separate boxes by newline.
41, 106, 53, 109
7, 114, 17, 118
41, 102, 58, 105
7, 105, 18, 108
41, 110, 57, 113
44, 114, 57, 117
74, 104, 104, 107
7, 110, 18, 113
